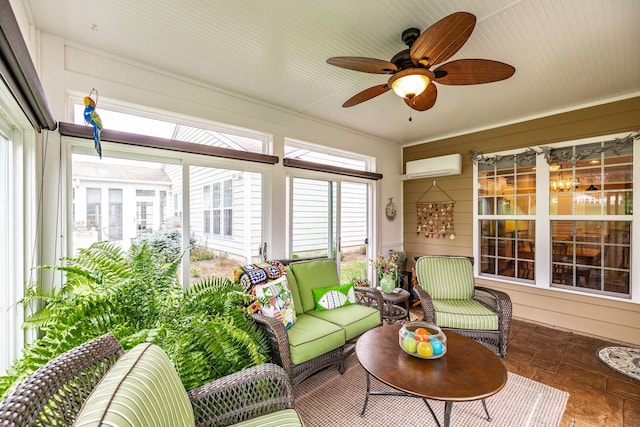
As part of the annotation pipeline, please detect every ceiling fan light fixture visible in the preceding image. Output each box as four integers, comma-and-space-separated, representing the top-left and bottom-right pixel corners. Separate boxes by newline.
388, 69, 434, 99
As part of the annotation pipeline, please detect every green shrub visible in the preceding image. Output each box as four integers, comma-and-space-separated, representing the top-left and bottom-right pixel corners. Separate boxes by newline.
190, 245, 215, 262
0, 241, 268, 398
134, 229, 196, 263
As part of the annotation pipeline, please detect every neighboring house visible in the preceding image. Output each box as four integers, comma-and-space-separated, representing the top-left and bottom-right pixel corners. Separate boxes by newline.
72, 161, 172, 253
73, 122, 368, 262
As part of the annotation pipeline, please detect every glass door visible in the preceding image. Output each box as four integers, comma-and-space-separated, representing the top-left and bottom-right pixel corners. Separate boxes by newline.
290, 177, 368, 283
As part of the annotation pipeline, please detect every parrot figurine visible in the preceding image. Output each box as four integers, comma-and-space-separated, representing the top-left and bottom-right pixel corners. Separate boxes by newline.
83, 91, 103, 158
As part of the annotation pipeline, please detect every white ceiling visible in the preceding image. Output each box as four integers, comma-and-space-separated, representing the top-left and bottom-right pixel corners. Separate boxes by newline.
24, 0, 640, 145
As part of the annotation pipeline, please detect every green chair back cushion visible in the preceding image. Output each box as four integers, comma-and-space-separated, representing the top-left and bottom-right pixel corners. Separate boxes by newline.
74, 343, 195, 427
289, 259, 340, 313
284, 266, 304, 314
415, 256, 475, 300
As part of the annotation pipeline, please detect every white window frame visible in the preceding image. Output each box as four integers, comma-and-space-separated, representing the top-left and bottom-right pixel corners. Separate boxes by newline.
0, 82, 37, 375
473, 132, 638, 304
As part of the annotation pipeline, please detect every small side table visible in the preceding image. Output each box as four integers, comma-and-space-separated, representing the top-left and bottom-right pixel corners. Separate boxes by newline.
379, 288, 410, 323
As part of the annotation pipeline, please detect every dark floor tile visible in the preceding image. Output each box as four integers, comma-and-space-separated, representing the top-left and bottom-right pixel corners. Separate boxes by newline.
624, 398, 640, 426
530, 344, 568, 372
556, 362, 607, 391
563, 344, 619, 377
503, 358, 538, 377
535, 369, 623, 426
607, 376, 640, 401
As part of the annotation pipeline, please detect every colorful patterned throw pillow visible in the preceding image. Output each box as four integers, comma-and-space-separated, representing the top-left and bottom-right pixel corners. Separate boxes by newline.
234, 261, 286, 295
312, 283, 356, 311
254, 275, 297, 329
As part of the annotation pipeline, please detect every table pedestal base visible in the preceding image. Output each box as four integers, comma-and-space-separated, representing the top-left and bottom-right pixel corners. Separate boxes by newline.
360, 371, 492, 427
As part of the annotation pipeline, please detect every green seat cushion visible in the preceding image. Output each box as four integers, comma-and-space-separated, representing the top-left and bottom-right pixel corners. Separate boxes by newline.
307, 304, 381, 341
415, 256, 475, 300
289, 259, 340, 312
74, 342, 194, 427
230, 409, 303, 427
433, 299, 499, 330
286, 313, 345, 365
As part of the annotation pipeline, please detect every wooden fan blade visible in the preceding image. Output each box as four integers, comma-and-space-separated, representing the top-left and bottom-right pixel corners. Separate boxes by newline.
342, 84, 391, 107
434, 59, 515, 85
410, 12, 476, 67
404, 84, 437, 111
327, 57, 398, 74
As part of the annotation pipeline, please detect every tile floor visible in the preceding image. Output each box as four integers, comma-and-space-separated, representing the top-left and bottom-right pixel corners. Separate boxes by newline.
408, 308, 639, 426
502, 319, 638, 426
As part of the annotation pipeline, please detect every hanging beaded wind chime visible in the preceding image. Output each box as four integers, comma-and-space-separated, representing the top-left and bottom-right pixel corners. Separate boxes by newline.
416, 180, 456, 240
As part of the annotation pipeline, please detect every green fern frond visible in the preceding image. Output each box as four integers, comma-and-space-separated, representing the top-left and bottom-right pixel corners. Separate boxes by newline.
0, 241, 269, 400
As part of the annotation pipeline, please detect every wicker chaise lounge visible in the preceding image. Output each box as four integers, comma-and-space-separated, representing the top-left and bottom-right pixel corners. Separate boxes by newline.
413, 255, 512, 357
253, 258, 384, 385
0, 334, 302, 427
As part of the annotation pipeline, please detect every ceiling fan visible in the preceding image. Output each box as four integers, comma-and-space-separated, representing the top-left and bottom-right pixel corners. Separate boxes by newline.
327, 12, 515, 112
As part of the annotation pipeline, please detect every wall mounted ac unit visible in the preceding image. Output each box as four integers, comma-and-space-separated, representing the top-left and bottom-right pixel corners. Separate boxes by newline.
402, 153, 462, 180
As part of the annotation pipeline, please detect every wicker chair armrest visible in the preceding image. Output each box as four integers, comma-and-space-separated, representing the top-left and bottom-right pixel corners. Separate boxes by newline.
0, 333, 124, 427
413, 285, 436, 323
188, 363, 295, 427
355, 286, 385, 321
473, 286, 512, 315
251, 312, 293, 377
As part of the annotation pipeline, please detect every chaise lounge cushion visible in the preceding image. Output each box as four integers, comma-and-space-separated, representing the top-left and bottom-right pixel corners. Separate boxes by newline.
286, 313, 345, 365
74, 342, 194, 427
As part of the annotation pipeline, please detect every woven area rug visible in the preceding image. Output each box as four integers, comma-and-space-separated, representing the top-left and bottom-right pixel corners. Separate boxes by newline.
596, 346, 640, 382
294, 356, 568, 427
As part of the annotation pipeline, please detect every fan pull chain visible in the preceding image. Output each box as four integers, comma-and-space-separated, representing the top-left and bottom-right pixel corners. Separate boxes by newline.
408, 107, 412, 122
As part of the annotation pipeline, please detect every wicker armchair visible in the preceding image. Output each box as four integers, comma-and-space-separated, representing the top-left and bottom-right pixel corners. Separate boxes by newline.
0, 334, 124, 426
0, 334, 299, 427
413, 255, 512, 357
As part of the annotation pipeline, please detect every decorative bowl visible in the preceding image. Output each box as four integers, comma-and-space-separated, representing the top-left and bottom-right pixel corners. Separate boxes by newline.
398, 321, 447, 359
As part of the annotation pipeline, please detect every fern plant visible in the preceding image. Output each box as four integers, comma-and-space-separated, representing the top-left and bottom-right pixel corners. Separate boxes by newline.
0, 242, 269, 398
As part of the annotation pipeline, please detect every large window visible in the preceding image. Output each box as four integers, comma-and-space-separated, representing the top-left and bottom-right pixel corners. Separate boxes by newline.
475, 133, 635, 300
548, 140, 632, 296
0, 83, 35, 376
203, 179, 233, 237
70, 106, 270, 283
478, 152, 536, 281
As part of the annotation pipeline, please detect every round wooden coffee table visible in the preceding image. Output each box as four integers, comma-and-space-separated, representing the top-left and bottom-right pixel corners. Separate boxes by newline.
356, 324, 507, 427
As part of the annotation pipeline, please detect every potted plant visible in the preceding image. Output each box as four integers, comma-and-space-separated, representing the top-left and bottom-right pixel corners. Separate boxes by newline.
372, 253, 399, 293
0, 241, 269, 398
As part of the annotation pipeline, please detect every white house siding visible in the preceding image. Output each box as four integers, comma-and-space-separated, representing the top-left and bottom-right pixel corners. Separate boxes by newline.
291, 179, 367, 255
187, 166, 263, 263
340, 181, 368, 251
162, 164, 182, 221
